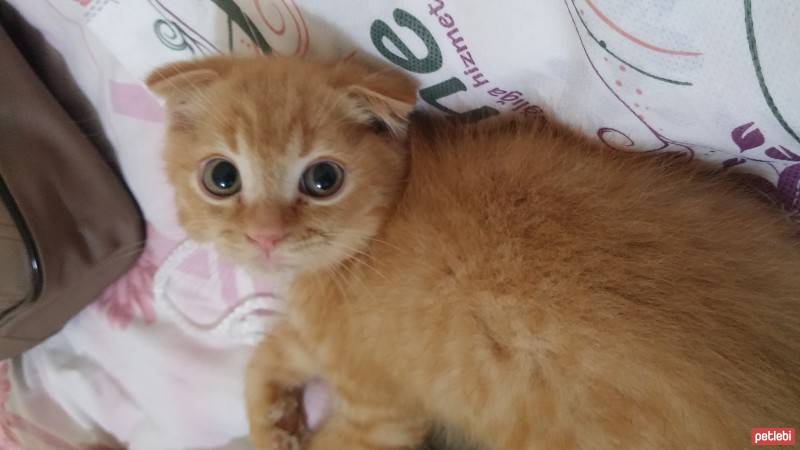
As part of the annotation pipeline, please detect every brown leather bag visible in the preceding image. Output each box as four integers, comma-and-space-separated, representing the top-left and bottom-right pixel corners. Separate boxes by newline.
0, 19, 144, 358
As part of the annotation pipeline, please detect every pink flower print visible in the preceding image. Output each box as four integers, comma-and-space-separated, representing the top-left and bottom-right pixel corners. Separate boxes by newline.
0, 362, 83, 450
109, 80, 165, 123
0, 361, 20, 450
94, 254, 157, 328
0, 361, 10, 405
0, 423, 20, 450
94, 223, 178, 329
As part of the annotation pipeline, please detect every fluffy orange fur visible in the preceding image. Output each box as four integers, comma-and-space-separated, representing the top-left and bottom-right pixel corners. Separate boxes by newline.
148, 55, 800, 450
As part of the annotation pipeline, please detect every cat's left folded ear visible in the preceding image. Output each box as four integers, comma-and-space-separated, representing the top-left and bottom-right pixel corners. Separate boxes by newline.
332, 58, 419, 139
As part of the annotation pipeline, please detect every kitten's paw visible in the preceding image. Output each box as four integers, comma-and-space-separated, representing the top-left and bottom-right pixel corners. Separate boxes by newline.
252, 388, 310, 450
268, 389, 306, 436
272, 429, 301, 450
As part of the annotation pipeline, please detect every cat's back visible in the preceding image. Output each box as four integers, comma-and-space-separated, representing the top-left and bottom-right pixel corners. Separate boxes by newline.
397, 115, 800, 300
372, 115, 800, 442
396, 115, 800, 302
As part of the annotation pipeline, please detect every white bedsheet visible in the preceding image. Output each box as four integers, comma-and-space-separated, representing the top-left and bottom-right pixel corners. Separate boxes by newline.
1, 1, 798, 449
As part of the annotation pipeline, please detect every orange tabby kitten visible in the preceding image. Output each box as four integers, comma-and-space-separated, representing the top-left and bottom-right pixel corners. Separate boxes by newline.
147, 55, 800, 450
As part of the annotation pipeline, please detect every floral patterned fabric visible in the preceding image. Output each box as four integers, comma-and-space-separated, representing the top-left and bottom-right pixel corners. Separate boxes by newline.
2, 1, 798, 449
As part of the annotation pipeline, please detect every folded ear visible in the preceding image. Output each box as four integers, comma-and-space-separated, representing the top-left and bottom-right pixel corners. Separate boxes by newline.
145, 57, 232, 100
146, 57, 234, 126
333, 59, 419, 139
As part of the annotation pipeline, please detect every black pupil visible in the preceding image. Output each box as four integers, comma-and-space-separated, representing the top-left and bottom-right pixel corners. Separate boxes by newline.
212, 161, 238, 190
311, 163, 338, 191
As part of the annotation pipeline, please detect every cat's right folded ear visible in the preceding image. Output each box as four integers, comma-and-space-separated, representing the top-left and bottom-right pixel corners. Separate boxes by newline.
146, 57, 232, 126
145, 57, 230, 102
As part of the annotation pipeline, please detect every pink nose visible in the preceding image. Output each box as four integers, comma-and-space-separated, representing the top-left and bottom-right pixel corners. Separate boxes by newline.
246, 231, 285, 253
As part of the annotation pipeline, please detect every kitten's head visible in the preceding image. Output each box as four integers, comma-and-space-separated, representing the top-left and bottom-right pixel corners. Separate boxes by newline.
147, 55, 417, 275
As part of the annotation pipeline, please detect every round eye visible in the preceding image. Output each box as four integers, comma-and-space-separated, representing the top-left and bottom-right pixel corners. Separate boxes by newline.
300, 161, 345, 198
201, 158, 241, 197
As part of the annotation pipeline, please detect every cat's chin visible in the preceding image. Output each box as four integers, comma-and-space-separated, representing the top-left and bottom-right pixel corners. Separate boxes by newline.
239, 251, 295, 276
213, 245, 292, 277
259, 259, 298, 276
248, 264, 296, 293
